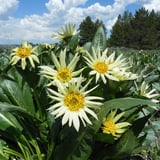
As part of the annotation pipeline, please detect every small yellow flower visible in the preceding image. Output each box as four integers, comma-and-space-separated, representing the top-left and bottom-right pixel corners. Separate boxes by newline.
52, 23, 79, 41
10, 40, 39, 70
39, 48, 84, 85
102, 110, 131, 140
47, 77, 103, 131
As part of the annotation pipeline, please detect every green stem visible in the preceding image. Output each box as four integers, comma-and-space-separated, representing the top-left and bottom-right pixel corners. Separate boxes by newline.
33, 88, 44, 120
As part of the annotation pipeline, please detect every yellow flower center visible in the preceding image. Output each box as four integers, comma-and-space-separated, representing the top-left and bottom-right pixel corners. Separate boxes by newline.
103, 120, 116, 135
64, 92, 84, 111
93, 61, 108, 74
57, 68, 72, 83
16, 48, 31, 58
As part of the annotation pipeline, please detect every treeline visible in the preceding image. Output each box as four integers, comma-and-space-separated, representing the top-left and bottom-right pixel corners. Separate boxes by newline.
78, 7, 160, 49
107, 7, 160, 49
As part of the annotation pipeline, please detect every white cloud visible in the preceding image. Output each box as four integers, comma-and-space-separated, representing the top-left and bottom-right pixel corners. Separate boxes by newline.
45, 0, 64, 13
0, 0, 19, 19
0, 0, 160, 44
143, 0, 160, 12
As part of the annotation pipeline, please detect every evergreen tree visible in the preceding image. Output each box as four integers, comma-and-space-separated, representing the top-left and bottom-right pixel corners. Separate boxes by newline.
108, 7, 160, 49
108, 11, 133, 47
79, 16, 106, 46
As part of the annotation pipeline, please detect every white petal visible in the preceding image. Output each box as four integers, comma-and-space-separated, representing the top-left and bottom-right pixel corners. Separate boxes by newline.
95, 73, 100, 83
10, 56, 20, 65
21, 58, 26, 70
60, 49, 66, 67
72, 113, 80, 131
31, 54, 39, 63
101, 74, 107, 84
28, 56, 35, 68
48, 88, 64, 98
62, 112, 70, 125
84, 107, 98, 119
79, 109, 92, 125
52, 53, 61, 69
48, 102, 63, 110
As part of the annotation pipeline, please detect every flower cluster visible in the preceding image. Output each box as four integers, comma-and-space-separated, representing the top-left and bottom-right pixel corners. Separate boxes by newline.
37, 46, 137, 133
10, 39, 138, 134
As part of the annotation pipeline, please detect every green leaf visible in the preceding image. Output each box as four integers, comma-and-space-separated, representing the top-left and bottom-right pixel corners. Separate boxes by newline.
0, 69, 35, 113
54, 126, 94, 160
68, 35, 79, 50
83, 42, 92, 52
92, 97, 158, 132
92, 26, 106, 51
0, 102, 37, 120
95, 133, 114, 144
0, 111, 22, 131
112, 130, 141, 159
131, 114, 151, 137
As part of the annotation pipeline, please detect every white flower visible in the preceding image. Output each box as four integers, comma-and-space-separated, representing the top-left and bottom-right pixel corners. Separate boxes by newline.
139, 81, 159, 103
47, 77, 103, 131
10, 40, 39, 70
83, 47, 136, 84
39, 48, 84, 85
52, 23, 79, 40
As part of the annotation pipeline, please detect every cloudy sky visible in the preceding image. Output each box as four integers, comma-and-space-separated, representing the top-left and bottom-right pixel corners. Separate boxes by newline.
0, 0, 160, 44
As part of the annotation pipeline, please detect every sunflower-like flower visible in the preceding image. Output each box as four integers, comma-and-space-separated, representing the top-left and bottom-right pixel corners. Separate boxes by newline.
47, 77, 103, 131
10, 40, 39, 70
102, 110, 131, 140
39, 48, 84, 85
139, 81, 159, 103
52, 23, 79, 41
83, 47, 137, 84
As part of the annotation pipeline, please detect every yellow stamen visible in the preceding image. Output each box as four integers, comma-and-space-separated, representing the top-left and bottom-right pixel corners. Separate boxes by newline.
57, 68, 72, 83
93, 61, 108, 74
64, 92, 84, 111
16, 48, 31, 58
102, 120, 116, 135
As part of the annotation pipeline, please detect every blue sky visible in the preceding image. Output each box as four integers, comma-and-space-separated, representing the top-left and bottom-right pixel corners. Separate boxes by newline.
0, 0, 160, 44
13, 0, 48, 18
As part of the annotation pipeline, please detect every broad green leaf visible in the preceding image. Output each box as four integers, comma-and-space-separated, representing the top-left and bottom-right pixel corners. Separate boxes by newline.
131, 114, 151, 136
0, 102, 37, 120
83, 42, 92, 52
95, 133, 114, 144
68, 35, 79, 50
0, 111, 22, 131
92, 97, 159, 132
92, 26, 106, 51
0, 69, 35, 113
92, 130, 141, 160
112, 130, 141, 159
